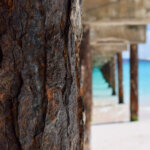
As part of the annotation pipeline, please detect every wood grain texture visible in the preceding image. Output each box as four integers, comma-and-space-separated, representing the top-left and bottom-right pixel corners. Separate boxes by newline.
0, 0, 83, 149
130, 44, 138, 121
80, 25, 92, 150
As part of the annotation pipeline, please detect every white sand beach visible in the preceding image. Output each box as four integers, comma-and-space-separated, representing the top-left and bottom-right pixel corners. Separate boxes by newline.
91, 103, 150, 150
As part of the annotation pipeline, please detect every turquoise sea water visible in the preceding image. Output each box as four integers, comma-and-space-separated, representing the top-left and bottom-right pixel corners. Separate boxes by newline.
93, 60, 150, 106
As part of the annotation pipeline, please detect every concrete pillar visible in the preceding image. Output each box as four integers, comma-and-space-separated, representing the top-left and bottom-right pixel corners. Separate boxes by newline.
80, 25, 92, 150
130, 44, 138, 121
117, 52, 124, 103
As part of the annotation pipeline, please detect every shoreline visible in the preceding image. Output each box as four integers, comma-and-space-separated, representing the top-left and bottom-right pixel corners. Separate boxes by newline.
123, 58, 150, 61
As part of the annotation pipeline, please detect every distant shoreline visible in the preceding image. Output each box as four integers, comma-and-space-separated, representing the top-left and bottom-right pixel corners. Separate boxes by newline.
139, 58, 150, 61
123, 58, 150, 61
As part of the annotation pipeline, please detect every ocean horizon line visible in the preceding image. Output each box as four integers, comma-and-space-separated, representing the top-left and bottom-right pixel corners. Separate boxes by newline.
123, 58, 150, 61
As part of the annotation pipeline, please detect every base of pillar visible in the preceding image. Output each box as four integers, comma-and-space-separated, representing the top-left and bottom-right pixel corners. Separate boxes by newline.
131, 116, 138, 122
119, 99, 124, 104
112, 91, 116, 96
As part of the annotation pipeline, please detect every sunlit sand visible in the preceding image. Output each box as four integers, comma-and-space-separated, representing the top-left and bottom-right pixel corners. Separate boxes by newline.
91, 104, 150, 150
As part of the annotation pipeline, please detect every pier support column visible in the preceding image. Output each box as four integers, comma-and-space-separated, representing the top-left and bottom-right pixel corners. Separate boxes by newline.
117, 52, 124, 103
102, 59, 116, 95
102, 65, 107, 83
80, 25, 92, 150
130, 44, 138, 121
111, 57, 116, 95
108, 62, 112, 88
0, 1, 83, 149
101, 62, 111, 87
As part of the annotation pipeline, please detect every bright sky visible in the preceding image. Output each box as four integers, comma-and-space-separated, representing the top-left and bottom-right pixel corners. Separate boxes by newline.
123, 24, 150, 59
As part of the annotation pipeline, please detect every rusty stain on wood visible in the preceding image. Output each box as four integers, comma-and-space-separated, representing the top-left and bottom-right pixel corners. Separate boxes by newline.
117, 52, 124, 104
130, 44, 138, 121
0, 0, 83, 149
80, 25, 92, 150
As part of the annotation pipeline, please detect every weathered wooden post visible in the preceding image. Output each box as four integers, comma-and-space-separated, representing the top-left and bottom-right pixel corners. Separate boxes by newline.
103, 58, 116, 95
102, 64, 107, 83
102, 62, 111, 87
0, 0, 83, 149
101, 63, 109, 86
80, 25, 92, 150
108, 62, 112, 87
111, 56, 116, 95
130, 44, 138, 121
117, 52, 124, 103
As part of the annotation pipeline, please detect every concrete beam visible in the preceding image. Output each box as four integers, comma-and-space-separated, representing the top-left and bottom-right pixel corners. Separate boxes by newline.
91, 41, 128, 67
90, 25, 146, 44
91, 41, 128, 54
91, 32, 142, 67
83, 0, 150, 23
92, 53, 115, 68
